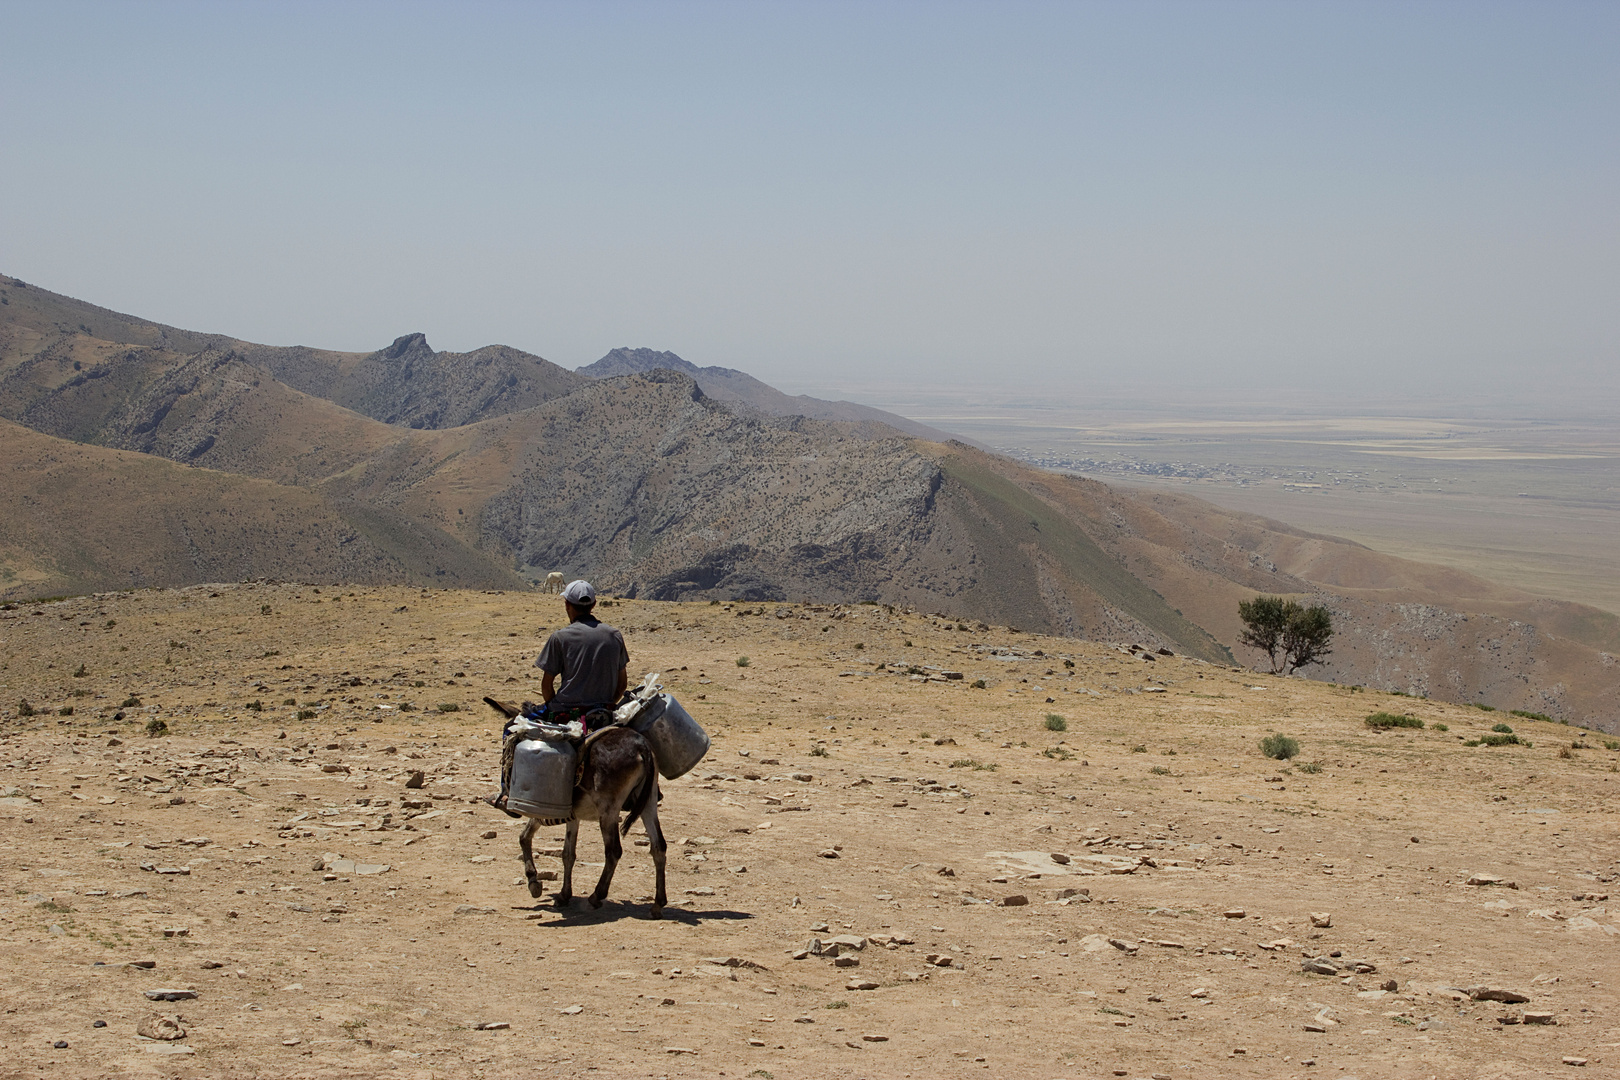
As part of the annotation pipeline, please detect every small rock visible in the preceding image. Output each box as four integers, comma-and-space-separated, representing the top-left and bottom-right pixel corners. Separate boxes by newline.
845, 979, 879, 990
937, 866, 956, 877
685, 886, 716, 896
136, 1014, 186, 1041
834, 956, 860, 968
404, 770, 425, 789
1002, 895, 1029, 907
1223, 909, 1246, 919
1522, 1012, 1557, 1025
92, 1021, 106, 1028
1050, 852, 1071, 865
1380, 978, 1398, 992
1303, 1023, 1327, 1033
1563, 1056, 1588, 1066
1309, 912, 1332, 928
469, 855, 495, 864
476, 1021, 510, 1030
1301, 959, 1339, 975
481, 830, 497, 840
454, 905, 496, 915
143, 990, 198, 1002
559, 1005, 583, 1015
200, 960, 223, 970
862, 1034, 889, 1042
1469, 986, 1531, 1004
818, 849, 840, 859
54, 1040, 68, 1049
1108, 938, 1139, 955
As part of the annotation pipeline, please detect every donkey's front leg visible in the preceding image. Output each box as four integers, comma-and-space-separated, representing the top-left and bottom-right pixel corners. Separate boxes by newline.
588, 809, 623, 909
557, 817, 579, 906
518, 818, 544, 899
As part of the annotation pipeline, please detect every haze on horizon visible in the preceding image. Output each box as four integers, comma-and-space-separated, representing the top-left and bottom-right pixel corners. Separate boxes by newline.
2, 1, 1615, 413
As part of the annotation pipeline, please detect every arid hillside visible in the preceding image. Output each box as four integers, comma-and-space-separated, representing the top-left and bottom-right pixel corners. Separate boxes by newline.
1, 585, 1616, 1079
2, 272, 1617, 731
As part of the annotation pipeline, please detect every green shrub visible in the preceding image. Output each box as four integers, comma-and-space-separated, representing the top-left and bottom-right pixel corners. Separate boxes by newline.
1471, 732, 1529, 747
971, 679, 987, 689
282, 697, 296, 705
1472, 702, 1496, 712
1044, 714, 1067, 732
245, 699, 263, 712
145, 718, 168, 737
736, 656, 750, 667
121, 695, 142, 708
296, 709, 317, 720
1260, 733, 1301, 760
1063, 659, 1075, 668
1296, 761, 1323, 774
1510, 709, 1552, 722
1365, 712, 1423, 729
437, 703, 460, 713
950, 758, 996, 771
17, 699, 35, 717
58, 706, 73, 717
1433, 722, 1448, 732
1602, 739, 1619, 751
824, 1000, 848, 1009
1130, 744, 1147, 753
809, 743, 830, 757
72, 664, 87, 678
1149, 765, 1171, 775
1490, 722, 1513, 734
1041, 746, 1074, 760
413, 680, 425, 687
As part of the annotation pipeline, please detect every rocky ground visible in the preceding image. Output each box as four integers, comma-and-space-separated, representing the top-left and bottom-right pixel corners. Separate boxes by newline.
2, 583, 1617, 1079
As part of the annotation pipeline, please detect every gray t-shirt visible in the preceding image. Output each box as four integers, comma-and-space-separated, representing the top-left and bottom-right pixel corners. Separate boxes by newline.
535, 615, 629, 707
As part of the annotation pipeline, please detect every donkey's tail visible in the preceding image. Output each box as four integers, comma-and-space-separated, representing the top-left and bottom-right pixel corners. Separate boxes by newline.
620, 741, 659, 837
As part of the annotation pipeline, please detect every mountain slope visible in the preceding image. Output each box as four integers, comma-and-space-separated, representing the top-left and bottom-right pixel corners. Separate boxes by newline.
0, 419, 525, 595
579, 346, 964, 443
2, 272, 1615, 729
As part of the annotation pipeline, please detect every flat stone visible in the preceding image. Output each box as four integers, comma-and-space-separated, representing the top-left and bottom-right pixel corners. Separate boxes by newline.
476, 1021, 510, 1030
454, 905, 496, 915
1469, 986, 1531, 1004
834, 955, 860, 968
469, 855, 495, 864
845, 979, 879, 990
143, 989, 197, 1001
1002, 894, 1029, 907
1223, 909, 1246, 919
1523, 1012, 1557, 1025
144, 1044, 195, 1055
1108, 938, 1139, 954
559, 1005, 583, 1015
1302, 959, 1340, 975
685, 886, 716, 896
1466, 874, 1519, 889
1563, 1056, 1588, 1066
1049, 853, 1070, 865
1309, 911, 1332, 927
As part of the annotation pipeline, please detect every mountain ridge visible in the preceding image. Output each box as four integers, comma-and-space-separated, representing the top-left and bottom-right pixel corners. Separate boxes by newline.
1, 272, 1615, 730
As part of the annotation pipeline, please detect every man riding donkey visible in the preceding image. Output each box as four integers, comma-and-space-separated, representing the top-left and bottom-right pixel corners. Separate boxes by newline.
486, 579, 628, 815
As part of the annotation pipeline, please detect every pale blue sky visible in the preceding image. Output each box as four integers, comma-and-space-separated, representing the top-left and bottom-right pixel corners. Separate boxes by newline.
2, 2, 1615, 406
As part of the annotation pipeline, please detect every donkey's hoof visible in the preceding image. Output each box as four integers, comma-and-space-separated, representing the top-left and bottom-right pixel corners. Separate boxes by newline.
554, 892, 573, 907
526, 878, 544, 899
587, 895, 605, 910
648, 905, 664, 919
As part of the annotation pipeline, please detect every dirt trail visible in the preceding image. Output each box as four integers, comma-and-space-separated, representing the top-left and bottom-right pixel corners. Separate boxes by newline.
2, 584, 1616, 1078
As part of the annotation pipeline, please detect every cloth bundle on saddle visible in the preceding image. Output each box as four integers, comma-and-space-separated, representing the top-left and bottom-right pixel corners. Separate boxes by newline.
499, 673, 710, 823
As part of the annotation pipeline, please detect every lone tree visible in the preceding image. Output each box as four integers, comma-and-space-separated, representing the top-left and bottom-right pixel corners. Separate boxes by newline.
1238, 595, 1334, 674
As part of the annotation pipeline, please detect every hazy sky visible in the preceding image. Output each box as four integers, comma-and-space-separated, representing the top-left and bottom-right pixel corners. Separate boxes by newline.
2, 2, 1615, 406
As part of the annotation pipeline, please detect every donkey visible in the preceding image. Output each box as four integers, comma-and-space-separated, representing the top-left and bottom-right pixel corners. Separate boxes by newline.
483, 698, 668, 916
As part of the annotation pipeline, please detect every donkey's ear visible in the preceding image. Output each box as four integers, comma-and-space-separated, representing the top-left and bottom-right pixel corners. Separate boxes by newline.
484, 696, 522, 719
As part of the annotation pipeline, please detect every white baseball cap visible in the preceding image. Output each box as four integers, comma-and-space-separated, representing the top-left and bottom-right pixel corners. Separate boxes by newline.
562, 580, 597, 607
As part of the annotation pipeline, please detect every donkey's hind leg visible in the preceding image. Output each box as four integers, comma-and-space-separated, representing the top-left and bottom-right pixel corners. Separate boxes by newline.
587, 807, 623, 909
557, 817, 579, 906
518, 817, 544, 899
642, 785, 668, 916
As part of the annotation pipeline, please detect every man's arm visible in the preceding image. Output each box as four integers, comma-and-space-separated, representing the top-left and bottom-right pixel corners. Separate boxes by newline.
614, 665, 628, 704
542, 671, 557, 703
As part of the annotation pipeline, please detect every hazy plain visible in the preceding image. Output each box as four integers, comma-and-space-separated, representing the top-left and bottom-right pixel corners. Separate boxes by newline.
830, 387, 1620, 618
